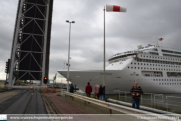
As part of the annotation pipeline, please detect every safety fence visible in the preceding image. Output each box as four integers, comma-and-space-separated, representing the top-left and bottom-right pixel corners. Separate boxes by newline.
61, 89, 180, 120
113, 90, 181, 113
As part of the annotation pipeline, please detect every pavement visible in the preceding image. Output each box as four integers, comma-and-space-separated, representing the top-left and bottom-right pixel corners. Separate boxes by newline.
42, 93, 150, 121
42, 93, 89, 114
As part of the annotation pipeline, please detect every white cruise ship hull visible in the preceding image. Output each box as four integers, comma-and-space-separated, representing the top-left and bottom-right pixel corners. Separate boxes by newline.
58, 69, 181, 94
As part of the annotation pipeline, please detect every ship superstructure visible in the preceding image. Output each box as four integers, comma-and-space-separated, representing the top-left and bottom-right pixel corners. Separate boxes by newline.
58, 42, 181, 94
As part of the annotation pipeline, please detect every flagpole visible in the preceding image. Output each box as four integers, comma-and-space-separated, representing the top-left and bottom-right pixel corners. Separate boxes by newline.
103, 6, 106, 97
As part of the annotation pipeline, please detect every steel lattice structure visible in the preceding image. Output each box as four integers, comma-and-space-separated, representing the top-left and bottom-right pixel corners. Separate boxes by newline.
8, 0, 53, 86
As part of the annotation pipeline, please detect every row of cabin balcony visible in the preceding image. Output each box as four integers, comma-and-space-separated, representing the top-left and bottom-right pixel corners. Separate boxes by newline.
131, 62, 181, 67
139, 54, 181, 62
128, 66, 181, 72
136, 59, 181, 65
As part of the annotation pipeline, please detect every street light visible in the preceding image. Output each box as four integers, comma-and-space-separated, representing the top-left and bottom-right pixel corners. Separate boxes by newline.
66, 20, 75, 92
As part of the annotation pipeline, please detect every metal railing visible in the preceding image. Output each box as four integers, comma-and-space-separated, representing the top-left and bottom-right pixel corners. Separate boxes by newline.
61, 89, 180, 120
114, 90, 181, 113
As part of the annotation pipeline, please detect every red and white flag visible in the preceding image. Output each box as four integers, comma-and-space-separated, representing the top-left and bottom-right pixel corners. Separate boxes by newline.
106, 5, 127, 12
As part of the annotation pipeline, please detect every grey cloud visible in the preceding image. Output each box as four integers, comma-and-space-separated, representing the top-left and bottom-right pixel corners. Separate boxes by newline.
1, 0, 181, 79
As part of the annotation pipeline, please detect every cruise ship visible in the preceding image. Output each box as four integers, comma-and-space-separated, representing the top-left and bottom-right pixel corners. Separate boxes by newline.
58, 42, 181, 94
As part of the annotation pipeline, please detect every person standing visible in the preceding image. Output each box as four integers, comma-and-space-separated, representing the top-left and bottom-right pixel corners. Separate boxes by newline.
69, 84, 74, 93
99, 85, 104, 101
85, 82, 92, 97
94, 84, 100, 99
130, 81, 143, 109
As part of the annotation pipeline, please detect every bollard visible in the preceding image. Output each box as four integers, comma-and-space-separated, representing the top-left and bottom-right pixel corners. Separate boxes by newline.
74, 85, 76, 92
109, 109, 112, 114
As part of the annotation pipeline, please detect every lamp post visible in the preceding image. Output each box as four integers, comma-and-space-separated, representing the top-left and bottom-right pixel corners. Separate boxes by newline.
66, 20, 75, 92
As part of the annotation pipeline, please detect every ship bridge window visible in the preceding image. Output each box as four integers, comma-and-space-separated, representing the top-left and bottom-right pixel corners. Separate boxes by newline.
162, 50, 181, 55
108, 54, 128, 61
142, 48, 158, 52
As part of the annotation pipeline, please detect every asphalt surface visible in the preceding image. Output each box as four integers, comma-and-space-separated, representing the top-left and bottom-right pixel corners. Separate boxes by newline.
26, 91, 47, 114
0, 90, 22, 103
1, 91, 31, 114
0, 90, 47, 115
0, 91, 24, 113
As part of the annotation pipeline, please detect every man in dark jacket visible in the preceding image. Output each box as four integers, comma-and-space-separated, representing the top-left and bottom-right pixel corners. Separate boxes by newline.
99, 85, 104, 101
85, 82, 92, 97
130, 81, 143, 109
69, 84, 74, 93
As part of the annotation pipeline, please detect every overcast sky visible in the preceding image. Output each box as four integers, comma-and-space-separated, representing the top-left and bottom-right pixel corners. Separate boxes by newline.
0, 0, 181, 82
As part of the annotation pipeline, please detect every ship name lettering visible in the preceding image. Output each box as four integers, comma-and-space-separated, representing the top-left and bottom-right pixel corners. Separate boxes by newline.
100, 73, 112, 75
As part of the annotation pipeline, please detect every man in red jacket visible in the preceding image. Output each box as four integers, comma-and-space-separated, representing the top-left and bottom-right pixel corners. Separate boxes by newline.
85, 82, 92, 97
